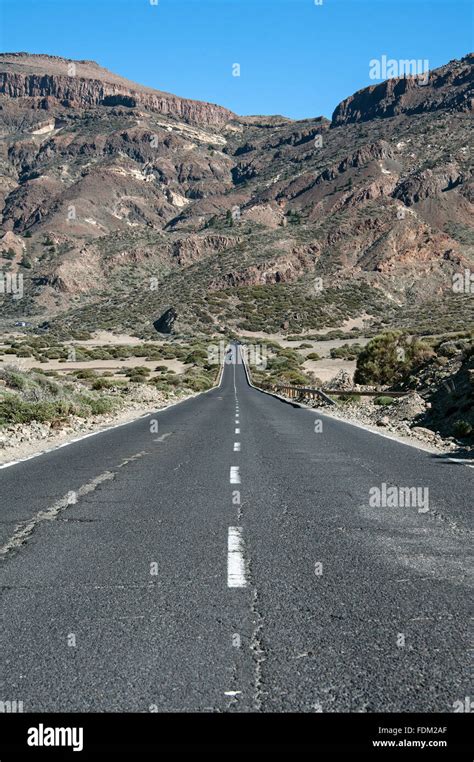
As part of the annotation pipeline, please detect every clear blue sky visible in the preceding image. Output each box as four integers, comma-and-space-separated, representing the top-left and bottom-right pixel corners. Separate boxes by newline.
0, 0, 472, 119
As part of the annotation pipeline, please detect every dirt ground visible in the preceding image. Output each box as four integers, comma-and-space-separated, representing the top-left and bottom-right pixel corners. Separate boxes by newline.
0, 356, 186, 376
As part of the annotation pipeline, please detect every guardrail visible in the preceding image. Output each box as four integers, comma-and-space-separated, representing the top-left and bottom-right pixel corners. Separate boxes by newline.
249, 378, 410, 406
323, 389, 409, 397
238, 344, 409, 406
271, 384, 337, 405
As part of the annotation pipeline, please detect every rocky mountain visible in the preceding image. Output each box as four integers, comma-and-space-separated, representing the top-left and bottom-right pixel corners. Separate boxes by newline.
0, 53, 234, 125
0, 52, 472, 337
332, 54, 473, 125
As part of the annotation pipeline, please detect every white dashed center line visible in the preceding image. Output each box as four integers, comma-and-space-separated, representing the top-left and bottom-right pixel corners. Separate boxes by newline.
235, 428, 240, 434
227, 527, 247, 587
233, 442, 241, 452
230, 466, 241, 484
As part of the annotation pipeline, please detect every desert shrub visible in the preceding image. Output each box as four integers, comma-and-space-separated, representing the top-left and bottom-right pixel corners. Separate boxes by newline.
184, 349, 208, 364
0, 396, 67, 425
355, 332, 432, 385
373, 395, 396, 406
91, 378, 115, 390
306, 352, 321, 361
74, 369, 97, 379
452, 419, 472, 438
183, 374, 212, 392
338, 394, 360, 404
44, 348, 64, 360
278, 370, 309, 385
32, 375, 61, 398
125, 366, 150, 377
0, 368, 28, 390
16, 347, 33, 357
330, 343, 363, 360
86, 397, 116, 415
163, 375, 182, 386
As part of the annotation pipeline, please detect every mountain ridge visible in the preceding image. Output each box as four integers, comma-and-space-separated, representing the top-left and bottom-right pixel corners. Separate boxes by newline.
0, 52, 472, 337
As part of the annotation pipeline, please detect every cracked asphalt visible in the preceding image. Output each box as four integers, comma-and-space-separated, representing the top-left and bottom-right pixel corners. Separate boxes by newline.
0, 347, 472, 712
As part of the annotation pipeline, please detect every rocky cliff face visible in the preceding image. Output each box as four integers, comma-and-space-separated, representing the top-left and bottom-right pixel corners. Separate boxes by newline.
0, 53, 234, 127
332, 54, 473, 126
0, 52, 472, 336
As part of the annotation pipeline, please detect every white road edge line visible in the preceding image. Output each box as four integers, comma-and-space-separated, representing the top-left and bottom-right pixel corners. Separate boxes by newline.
227, 527, 247, 588
239, 351, 474, 468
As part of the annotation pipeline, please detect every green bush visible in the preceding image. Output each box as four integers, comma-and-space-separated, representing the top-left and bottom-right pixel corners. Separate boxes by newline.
0, 369, 28, 390
0, 396, 65, 425
91, 378, 115, 390
87, 397, 116, 415
373, 396, 395, 406
183, 375, 212, 392
338, 394, 360, 404
125, 366, 150, 377
452, 419, 472, 438
184, 349, 208, 365
330, 343, 363, 360
74, 369, 97, 379
355, 332, 433, 385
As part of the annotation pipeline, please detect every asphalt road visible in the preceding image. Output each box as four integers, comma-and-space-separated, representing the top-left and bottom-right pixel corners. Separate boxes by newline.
0, 346, 472, 712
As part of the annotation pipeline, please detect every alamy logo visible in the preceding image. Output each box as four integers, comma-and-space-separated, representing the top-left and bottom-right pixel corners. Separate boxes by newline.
453, 696, 473, 713
0, 699, 23, 712
0, 272, 23, 300
452, 269, 474, 294
207, 341, 268, 370
27, 724, 83, 752
369, 483, 429, 513
369, 55, 429, 85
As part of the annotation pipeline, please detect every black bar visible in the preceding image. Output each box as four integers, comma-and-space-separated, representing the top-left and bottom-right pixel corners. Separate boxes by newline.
0, 712, 471, 758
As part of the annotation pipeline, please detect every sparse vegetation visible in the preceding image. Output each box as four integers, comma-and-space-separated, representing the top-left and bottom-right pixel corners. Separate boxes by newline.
355, 332, 433, 385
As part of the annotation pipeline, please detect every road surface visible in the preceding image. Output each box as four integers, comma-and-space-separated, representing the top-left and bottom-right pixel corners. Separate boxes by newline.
0, 346, 471, 712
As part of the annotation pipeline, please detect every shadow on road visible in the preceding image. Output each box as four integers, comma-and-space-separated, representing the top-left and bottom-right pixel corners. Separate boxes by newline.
429, 446, 474, 464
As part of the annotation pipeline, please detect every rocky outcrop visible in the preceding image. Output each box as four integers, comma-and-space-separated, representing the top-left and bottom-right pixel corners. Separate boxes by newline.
209, 244, 321, 289
393, 164, 465, 205
0, 53, 234, 127
171, 234, 240, 266
154, 307, 177, 334
0, 231, 26, 258
332, 53, 473, 126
